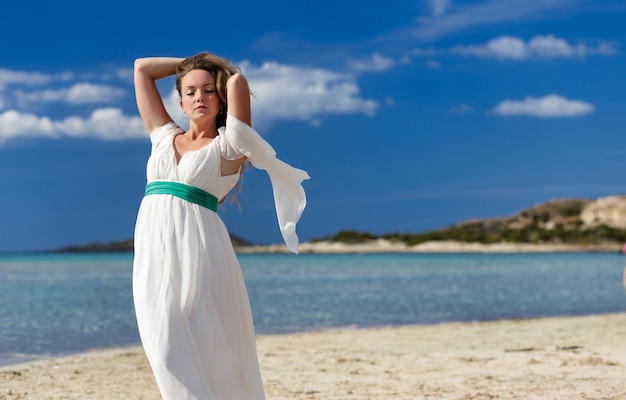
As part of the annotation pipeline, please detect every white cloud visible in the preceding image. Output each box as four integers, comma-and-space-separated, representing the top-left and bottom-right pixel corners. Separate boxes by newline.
449, 103, 473, 114
453, 35, 617, 60
55, 108, 145, 139
425, 59, 442, 69
527, 35, 575, 58
0, 110, 57, 141
0, 60, 378, 144
429, 0, 451, 16
163, 88, 186, 129
407, 0, 584, 41
0, 69, 72, 89
491, 94, 594, 118
349, 53, 395, 72
157, 61, 379, 131
454, 36, 527, 59
115, 68, 134, 82
240, 61, 378, 129
17, 83, 126, 105
0, 108, 145, 144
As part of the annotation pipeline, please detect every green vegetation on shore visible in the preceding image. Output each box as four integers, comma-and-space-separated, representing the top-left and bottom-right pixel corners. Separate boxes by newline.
314, 224, 626, 246
57, 197, 626, 252
313, 198, 626, 247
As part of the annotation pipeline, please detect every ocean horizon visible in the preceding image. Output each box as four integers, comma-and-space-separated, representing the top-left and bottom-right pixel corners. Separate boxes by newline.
1, 251, 625, 366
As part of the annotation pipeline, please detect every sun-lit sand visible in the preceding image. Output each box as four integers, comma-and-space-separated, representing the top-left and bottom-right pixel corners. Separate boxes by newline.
2, 313, 625, 399
236, 239, 622, 254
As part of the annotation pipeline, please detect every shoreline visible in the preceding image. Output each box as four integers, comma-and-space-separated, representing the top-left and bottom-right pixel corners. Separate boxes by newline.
4, 239, 620, 256
2, 312, 626, 399
236, 239, 624, 254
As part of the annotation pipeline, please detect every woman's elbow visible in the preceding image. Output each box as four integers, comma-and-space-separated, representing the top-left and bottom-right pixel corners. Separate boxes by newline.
134, 58, 148, 73
227, 73, 249, 91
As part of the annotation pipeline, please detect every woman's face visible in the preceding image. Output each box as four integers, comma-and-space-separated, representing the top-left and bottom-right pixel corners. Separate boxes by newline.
180, 69, 221, 122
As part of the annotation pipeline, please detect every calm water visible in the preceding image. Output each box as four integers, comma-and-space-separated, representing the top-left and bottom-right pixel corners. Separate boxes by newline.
0, 252, 625, 366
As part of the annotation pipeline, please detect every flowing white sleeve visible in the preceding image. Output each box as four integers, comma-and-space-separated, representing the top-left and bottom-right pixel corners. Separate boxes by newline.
219, 113, 310, 253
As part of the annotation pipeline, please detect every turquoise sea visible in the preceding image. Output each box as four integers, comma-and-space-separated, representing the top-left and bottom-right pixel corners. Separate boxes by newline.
0, 252, 625, 366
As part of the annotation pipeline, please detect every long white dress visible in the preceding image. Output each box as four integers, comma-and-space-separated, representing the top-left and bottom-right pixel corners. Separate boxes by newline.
133, 114, 309, 400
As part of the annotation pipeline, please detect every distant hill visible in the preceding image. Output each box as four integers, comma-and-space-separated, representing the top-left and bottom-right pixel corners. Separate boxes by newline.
58, 195, 626, 252
56, 234, 253, 253
317, 195, 626, 247
57, 239, 135, 253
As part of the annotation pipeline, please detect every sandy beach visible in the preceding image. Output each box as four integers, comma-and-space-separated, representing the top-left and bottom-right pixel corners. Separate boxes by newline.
1, 313, 625, 399
236, 239, 624, 254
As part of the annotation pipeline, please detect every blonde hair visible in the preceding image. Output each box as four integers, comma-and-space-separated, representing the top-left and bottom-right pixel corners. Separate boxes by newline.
176, 52, 250, 206
175, 52, 239, 128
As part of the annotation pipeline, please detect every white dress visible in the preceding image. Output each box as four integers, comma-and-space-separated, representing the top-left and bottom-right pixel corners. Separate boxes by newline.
133, 114, 309, 400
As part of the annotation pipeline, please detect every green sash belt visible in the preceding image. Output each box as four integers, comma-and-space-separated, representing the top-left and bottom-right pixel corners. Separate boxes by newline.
144, 181, 218, 212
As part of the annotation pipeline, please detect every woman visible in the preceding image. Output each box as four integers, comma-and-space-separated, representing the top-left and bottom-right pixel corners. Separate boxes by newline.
132, 52, 309, 399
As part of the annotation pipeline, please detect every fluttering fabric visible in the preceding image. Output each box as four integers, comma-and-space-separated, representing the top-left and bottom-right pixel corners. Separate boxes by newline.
133, 114, 309, 399
219, 114, 309, 253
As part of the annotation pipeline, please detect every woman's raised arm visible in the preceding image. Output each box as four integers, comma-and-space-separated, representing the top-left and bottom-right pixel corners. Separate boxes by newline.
225, 73, 252, 127
134, 57, 184, 133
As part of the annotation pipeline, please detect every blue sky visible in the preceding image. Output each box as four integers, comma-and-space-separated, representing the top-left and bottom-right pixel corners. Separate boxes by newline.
1, 0, 626, 251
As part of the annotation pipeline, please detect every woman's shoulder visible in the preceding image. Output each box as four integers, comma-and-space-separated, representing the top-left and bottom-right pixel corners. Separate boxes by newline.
150, 121, 183, 136
149, 122, 183, 144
